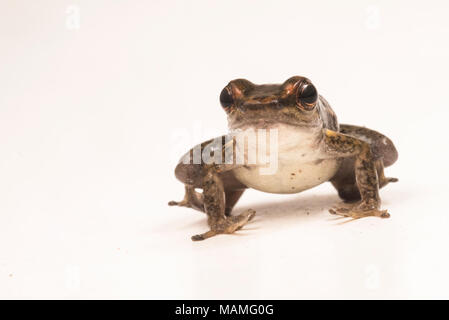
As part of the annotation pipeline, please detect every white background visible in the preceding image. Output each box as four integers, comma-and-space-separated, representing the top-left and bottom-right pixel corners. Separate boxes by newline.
1, 0, 448, 299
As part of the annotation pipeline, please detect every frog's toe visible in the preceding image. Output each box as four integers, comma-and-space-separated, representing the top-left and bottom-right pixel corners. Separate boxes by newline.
329, 202, 390, 219
329, 201, 353, 216
191, 209, 256, 241
230, 209, 256, 231
168, 199, 190, 208
379, 176, 399, 188
191, 230, 217, 241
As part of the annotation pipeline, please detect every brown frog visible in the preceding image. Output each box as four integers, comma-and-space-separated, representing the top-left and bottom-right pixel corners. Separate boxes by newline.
169, 76, 398, 241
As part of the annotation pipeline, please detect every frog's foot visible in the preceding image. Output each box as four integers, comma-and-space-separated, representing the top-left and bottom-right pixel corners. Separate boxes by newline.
379, 176, 398, 189
375, 159, 399, 188
168, 199, 190, 208
191, 209, 256, 241
168, 198, 205, 213
329, 201, 390, 219
168, 186, 204, 212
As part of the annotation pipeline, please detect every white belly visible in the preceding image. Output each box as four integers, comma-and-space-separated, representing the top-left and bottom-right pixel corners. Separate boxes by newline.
233, 158, 339, 194
231, 124, 339, 194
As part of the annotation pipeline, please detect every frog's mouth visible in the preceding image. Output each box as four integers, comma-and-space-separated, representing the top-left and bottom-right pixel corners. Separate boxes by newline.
227, 107, 322, 131
231, 119, 281, 129
228, 117, 321, 131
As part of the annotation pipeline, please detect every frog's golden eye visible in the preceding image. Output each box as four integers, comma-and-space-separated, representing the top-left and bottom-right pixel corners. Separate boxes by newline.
219, 86, 234, 110
296, 82, 318, 111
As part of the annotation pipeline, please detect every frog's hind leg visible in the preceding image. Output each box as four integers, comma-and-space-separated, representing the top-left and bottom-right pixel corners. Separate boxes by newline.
375, 159, 399, 187
330, 124, 399, 202
168, 175, 246, 216
331, 158, 398, 202
191, 168, 255, 241
168, 185, 205, 213
339, 124, 398, 167
224, 190, 245, 216
168, 187, 245, 217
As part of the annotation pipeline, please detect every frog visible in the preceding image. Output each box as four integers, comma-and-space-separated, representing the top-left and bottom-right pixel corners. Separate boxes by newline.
169, 76, 398, 241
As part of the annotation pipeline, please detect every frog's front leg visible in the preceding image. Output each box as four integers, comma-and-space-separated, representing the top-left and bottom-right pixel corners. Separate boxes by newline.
191, 166, 255, 241
325, 129, 390, 219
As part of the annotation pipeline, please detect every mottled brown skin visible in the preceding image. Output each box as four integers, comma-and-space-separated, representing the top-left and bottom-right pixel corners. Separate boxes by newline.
169, 76, 398, 241
329, 125, 398, 203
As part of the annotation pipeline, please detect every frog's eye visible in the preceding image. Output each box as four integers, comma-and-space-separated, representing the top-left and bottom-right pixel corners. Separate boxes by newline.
219, 86, 234, 110
296, 82, 318, 111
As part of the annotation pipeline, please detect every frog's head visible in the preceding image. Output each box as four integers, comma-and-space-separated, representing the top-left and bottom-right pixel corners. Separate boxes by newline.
220, 76, 322, 131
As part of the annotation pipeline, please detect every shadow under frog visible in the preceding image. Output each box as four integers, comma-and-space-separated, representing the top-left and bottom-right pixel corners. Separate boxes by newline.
169, 76, 398, 241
